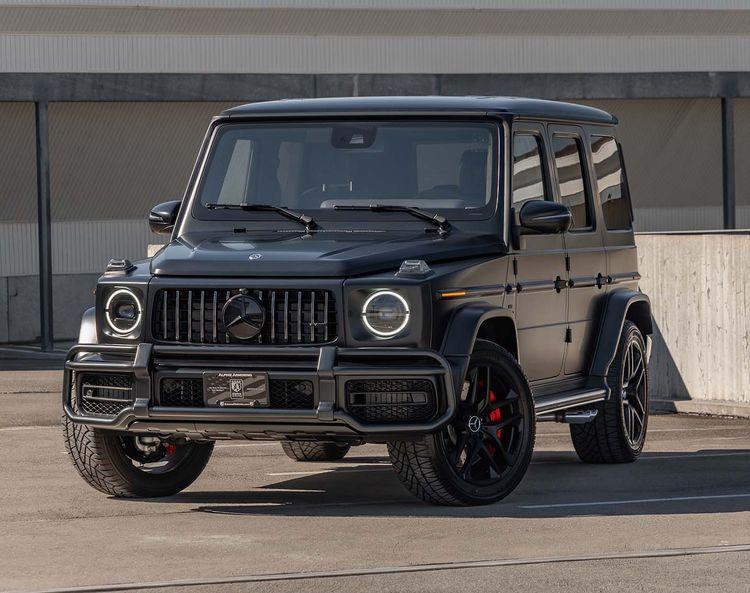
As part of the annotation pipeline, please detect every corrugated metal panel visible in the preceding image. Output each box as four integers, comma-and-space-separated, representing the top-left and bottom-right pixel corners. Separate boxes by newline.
4, 7, 750, 36
46, 102, 234, 221
0, 219, 167, 277
6, 1, 750, 9
0, 103, 36, 222
3, 34, 750, 73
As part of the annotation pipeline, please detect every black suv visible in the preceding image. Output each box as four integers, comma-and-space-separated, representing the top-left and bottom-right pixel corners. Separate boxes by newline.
63, 97, 652, 506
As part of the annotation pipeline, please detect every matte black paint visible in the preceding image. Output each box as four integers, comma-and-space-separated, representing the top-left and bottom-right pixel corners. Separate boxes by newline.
66, 96, 651, 440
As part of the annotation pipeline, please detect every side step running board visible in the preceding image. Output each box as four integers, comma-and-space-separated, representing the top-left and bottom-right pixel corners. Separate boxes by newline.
534, 387, 607, 416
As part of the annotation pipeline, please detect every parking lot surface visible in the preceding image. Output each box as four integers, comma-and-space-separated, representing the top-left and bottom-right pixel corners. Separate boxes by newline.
1, 373, 749, 593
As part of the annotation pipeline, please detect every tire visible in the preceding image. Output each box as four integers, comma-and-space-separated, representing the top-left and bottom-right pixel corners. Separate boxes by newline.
570, 321, 649, 464
281, 441, 351, 462
63, 414, 214, 498
388, 340, 536, 506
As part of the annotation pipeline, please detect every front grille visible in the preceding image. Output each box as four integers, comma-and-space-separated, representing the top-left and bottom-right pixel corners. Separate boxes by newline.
345, 379, 437, 424
152, 288, 337, 345
159, 377, 315, 409
78, 373, 134, 417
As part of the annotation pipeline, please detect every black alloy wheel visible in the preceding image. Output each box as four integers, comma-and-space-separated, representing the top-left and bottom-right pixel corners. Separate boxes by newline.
388, 340, 535, 506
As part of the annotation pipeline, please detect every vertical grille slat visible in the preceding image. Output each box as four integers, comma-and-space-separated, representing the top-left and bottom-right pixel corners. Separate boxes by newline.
199, 291, 205, 343
154, 288, 337, 346
212, 290, 218, 342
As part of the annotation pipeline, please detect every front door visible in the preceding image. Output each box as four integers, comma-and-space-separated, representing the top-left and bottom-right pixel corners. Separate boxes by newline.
548, 125, 607, 375
510, 123, 567, 381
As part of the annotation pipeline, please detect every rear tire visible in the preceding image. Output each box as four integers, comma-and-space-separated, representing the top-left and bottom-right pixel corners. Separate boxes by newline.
281, 440, 351, 462
388, 340, 535, 506
570, 321, 649, 463
63, 414, 214, 497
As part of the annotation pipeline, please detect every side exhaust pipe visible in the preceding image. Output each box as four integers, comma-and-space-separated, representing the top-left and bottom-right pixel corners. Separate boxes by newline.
537, 409, 598, 424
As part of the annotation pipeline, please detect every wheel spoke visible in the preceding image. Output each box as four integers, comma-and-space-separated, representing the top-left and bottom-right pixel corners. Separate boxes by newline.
496, 389, 520, 409
479, 440, 504, 476
461, 439, 480, 480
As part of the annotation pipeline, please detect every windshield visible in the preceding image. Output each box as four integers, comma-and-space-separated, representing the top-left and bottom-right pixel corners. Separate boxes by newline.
194, 120, 498, 221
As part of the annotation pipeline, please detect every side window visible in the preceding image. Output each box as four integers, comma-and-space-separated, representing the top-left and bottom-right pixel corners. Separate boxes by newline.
512, 134, 548, 206
591, 136, 632, 230
551, 135, 592, 231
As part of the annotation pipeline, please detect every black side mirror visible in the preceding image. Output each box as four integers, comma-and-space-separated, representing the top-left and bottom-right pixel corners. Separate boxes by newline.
149, 200, 181, 235
518, 200, 572, 235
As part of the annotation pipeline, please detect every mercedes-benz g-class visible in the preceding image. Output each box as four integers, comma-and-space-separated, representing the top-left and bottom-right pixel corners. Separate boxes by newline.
63, 97, 652, 506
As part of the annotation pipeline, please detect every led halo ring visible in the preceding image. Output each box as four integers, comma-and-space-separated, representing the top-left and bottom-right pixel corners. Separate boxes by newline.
361, 290, 411, 338
104, 288, 142, 335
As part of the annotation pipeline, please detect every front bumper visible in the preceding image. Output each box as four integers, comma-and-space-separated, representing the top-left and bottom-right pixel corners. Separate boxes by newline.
62, 343, 458, 440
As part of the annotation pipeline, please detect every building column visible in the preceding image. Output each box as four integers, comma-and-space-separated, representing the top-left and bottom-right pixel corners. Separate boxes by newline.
35, 101, 54, 351
722, 97, 736, 230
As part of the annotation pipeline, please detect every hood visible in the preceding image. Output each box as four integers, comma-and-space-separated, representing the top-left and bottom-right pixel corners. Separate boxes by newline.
150, 230, 503, 277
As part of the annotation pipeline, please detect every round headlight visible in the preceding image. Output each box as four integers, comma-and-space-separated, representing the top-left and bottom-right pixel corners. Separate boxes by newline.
105, 288, 142, 335
362, 290, 410, 337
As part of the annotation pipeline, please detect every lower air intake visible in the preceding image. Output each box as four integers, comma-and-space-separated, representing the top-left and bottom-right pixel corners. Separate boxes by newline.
78, 373, 134, 417
345, 379, 437, 424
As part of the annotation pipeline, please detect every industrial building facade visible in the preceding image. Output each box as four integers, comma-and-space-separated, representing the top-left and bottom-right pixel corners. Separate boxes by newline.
1, 0, 750, 344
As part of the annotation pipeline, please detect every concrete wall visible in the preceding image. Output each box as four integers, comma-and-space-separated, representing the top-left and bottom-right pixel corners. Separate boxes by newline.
638, 232, 750, 414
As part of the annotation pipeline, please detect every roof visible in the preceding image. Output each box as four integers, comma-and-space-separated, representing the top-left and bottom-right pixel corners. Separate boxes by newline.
221, 96, 617, 125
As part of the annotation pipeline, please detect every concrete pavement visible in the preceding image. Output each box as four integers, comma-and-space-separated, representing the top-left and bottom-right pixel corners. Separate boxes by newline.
1, 371, 749, 593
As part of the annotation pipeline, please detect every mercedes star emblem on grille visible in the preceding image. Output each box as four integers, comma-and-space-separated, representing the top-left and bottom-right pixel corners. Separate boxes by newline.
221, 294, 265, 340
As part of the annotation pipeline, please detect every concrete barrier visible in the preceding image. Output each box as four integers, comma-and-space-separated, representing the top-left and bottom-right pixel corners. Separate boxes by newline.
637, 232, 750, 417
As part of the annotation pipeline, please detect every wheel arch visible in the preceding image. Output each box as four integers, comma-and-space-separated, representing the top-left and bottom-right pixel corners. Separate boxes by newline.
589, 290, 652, 378
440, 301, 518, 394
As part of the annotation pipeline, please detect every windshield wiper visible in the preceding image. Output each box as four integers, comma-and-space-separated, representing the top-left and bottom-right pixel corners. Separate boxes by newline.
333, 204, 451, 235
204, 203, 316, 232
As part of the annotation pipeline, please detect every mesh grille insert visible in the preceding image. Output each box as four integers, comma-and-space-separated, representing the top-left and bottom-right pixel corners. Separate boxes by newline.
345, 379, 437, 424
78, 373, 134, 417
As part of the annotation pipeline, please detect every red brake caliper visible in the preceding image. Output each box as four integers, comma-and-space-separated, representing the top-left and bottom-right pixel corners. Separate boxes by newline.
164, 443, 177, 456
488, 390, 502, 439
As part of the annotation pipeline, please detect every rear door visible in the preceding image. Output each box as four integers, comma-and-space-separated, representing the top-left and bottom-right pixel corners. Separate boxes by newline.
510, 121, 567, 381
548, 125, 607, 376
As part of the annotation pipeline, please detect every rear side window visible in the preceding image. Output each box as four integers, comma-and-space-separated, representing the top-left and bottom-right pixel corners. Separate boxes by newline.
551, 135, 592, 231
591, 136, 632, 230
512, 134, 548, 206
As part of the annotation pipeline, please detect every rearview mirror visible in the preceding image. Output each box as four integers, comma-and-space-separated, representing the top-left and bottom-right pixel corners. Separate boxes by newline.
518, 200, 572, 235
149, 200, 181, 235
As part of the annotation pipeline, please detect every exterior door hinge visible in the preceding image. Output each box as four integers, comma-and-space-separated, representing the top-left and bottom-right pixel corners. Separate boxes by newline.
512, 257, 518, 276
565, 255, 570, 271
565, 328, 572, 343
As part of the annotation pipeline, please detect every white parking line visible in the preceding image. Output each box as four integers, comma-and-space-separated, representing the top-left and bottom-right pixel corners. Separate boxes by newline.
538, 425, 748, 437
0, 425, 56, 432
268, 466, 392, 477
520, 492, 750, 509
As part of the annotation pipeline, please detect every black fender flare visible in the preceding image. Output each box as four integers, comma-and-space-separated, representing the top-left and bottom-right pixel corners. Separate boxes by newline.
78, 306, 98, 344
589, 290, 652, 378
440, 302, 517, 394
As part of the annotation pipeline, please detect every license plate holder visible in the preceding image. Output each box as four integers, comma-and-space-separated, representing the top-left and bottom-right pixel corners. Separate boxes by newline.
203, 372, 269, 408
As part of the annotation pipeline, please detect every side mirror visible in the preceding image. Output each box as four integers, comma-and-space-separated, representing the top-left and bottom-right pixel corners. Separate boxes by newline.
149, 200, 181, 235
518, 200, 572, 235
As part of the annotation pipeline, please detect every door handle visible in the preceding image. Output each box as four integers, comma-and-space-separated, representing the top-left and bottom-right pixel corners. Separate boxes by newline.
554, 276, 567, 293
596, 273, 606, 289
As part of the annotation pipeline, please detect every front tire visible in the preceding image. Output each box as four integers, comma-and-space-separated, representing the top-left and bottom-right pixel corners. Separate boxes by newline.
388, 340, 536, 506
63, 415, 214, 497
570, 321, 649, 463
281, 441, 351, 462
